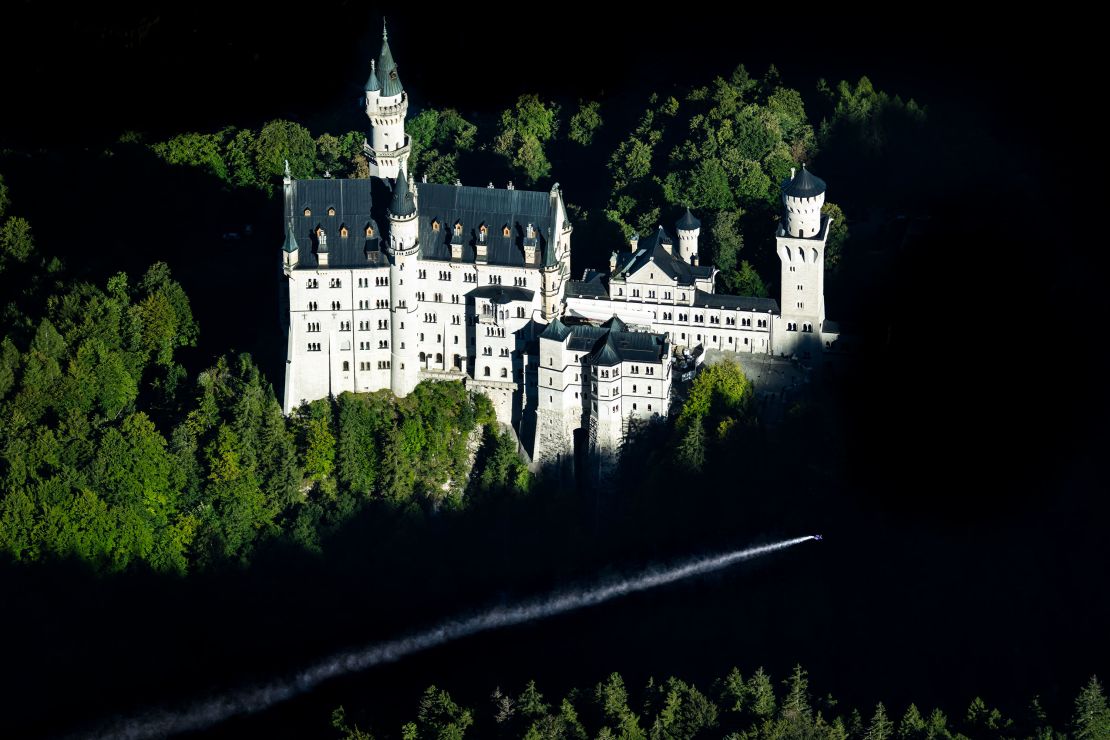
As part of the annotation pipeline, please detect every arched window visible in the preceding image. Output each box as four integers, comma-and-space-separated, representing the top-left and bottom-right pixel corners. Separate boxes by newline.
342, 361, 349, 371
365, 224, 374, 237
419, 352, 426, 362
432, 219, 440, 232
483, 366, 490, 377
436, 353, 443, 363
454, 221, 463, 236
304, 208, 311, 217
340, 225, 348, 238
501, 368, 508, 378
502, 225, 511, 237
480, 224, 488, 237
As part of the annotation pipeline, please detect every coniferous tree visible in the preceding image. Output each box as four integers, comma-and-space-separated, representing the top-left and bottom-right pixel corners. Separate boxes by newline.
1072, 676, 1110, 740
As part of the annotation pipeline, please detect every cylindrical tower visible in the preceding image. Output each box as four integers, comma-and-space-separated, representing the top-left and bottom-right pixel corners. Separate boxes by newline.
387, 168, 420, 396
363, 21, 409, 179
782, 164, 827, 238
675, 208, 701, 265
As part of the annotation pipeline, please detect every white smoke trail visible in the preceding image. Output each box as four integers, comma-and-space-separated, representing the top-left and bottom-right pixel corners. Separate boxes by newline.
86, 536, 815, 739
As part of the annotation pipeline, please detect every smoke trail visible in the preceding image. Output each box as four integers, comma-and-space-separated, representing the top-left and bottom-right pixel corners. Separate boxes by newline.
87, 536, 815, 739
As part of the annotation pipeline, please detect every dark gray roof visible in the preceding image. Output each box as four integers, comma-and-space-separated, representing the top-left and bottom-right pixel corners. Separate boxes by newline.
561, 323, 667, 365
365, 60, 381, 92
416, 183, 554, 267
602, 315, 628, 332
469, 285, 535, 304
614, 226, 714, 285
282, 218, 298, 253
692, 289, 779, 313
378, 31, 403, 97
287, 178, 383, 269
782, 165, 826, 199
390, 169, 416, 216
566, 278, 609, 299
540, 317, 572, 341
676, 208, 701, 230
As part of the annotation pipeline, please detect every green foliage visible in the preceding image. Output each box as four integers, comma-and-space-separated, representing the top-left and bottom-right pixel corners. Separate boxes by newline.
821, 202, 849, 272
495, 94, 561, 185
865, 703, 894, 740
255, 119, 317, 179
897, 704, 926, 739
0, 172, 9, 217
569, 101, 602, 146
1072, 676, 1110, 740
595, 673, 645, 740
473, 426, 532, 500
1, 216, 35, 267
407, 109, 478, 184
817, 76, 925, 156
732, 260, 768, 298
414, 686, 474, 740
150, 131, 229, 181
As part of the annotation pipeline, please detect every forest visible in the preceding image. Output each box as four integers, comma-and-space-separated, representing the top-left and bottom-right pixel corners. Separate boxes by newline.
330, 668, 1110, 740
0, 39, 1102, 740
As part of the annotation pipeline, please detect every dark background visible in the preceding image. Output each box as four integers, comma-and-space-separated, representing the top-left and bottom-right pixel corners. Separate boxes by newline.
1, 2, 1105, 738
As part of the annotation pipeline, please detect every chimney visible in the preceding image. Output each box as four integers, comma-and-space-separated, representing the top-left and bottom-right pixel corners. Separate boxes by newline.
609, 251, 618, 273
629, 233, 639, 252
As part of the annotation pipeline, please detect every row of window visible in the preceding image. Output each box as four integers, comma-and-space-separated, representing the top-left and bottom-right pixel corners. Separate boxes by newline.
786, 323, 814, 332
617, 288, 682, 301
431, 220, 513, 238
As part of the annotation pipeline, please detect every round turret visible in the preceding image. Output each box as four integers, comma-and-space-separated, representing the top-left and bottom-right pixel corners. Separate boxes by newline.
675, 208, 701, 265
781, 165, 827, 238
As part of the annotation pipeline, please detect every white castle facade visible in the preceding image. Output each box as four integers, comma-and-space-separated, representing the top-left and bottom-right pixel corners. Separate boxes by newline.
281, 25, 839, 473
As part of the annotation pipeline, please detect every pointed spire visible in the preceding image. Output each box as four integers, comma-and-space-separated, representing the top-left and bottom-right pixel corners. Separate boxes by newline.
676, 207, 701, 231
365, 59, 381, 92
389, 167, 416, 217
378, 19, 403, 96
282, 219, 299, 253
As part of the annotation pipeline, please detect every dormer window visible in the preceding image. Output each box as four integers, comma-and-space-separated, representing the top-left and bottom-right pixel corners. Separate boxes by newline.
340, 225, 349, 238
303, 208, 312, 217
365, 224, 374, 237
454, 221, 463, 236
527, 223, 535, 238
327, 207, 336, 217
502, 225, 511, 237
432, 219, 440, 232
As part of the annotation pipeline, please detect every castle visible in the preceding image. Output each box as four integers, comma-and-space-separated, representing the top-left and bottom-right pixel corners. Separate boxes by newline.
281, 24, 838, 473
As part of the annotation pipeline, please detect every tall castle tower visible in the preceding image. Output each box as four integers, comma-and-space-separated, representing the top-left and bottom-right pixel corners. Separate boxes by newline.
387, 167, 420, 396
363, 21, 409, 179
776, 164, 829, 356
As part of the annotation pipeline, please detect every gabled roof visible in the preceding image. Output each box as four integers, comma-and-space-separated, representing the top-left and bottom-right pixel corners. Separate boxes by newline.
782, 165, 826, 199
676, 208, 701, 231
416, 183, 555, 267
539, 316, 572, 342
602, 315, 628, 332
286, 178, 381, 268
614, 226, 714, 285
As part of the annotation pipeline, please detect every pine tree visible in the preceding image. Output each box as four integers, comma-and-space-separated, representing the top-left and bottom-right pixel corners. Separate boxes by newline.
864, 703, 893, 740
782, 664, 813, 726
747, 668, 776, 719
1072, 676, 1110, 740
897, 704, 926, 739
